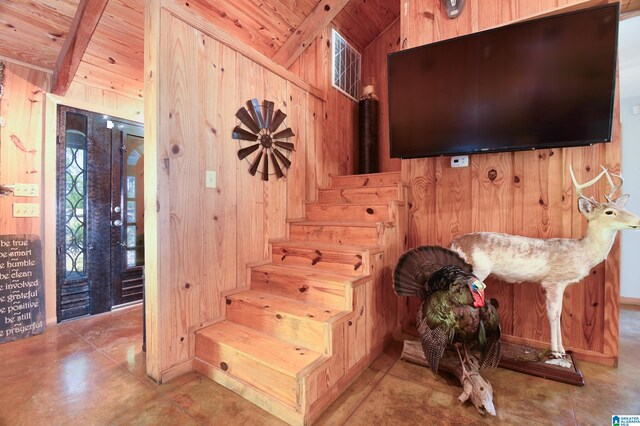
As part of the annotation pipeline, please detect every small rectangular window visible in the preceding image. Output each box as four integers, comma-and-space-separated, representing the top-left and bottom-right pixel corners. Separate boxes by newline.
332, 29, 361, 101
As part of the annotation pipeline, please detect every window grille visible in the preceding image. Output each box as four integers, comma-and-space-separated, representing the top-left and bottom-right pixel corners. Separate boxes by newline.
332, 29, 361, 101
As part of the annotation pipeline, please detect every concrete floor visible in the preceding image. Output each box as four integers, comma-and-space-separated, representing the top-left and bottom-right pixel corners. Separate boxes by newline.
1, 305, 639, 425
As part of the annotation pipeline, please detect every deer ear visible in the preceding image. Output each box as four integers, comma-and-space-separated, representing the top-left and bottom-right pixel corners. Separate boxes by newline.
577, 197, 598, 215
614, 194, 630, 208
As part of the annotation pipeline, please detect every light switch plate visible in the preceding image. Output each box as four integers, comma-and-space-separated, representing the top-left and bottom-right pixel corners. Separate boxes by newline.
13, 203, 40, 218
206, 170, 217, 188
12, 183, 39, 197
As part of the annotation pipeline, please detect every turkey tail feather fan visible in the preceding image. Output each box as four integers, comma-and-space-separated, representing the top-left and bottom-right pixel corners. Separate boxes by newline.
393, 245, 472, 299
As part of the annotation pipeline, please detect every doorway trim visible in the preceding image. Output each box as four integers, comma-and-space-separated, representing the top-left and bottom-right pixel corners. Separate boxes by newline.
43, 93, 143, 325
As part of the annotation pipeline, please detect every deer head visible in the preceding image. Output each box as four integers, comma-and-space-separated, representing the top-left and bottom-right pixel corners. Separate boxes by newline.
570, 165, 640, 230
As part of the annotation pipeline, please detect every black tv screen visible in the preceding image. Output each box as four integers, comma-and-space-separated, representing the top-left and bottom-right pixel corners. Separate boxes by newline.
388, 4, 619, 159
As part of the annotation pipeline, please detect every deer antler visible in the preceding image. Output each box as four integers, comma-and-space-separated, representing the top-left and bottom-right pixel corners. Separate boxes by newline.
601, 166, 624, 202
569, 165, 608, 199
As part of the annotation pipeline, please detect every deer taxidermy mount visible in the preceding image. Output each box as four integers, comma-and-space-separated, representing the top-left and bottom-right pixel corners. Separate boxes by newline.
450, 166, 640, 358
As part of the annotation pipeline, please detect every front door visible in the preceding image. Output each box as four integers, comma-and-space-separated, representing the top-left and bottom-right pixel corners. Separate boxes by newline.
110, 124, 145, 307
56, 106, 144, 321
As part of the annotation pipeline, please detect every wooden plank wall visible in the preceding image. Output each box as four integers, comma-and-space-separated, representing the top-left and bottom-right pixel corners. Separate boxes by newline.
289, 27, 358, 187
397, 0, 621, 364
0, 62, 47, 237
0, 62, 48, 322
146, 5, 356, 379
362, 18, 401, 173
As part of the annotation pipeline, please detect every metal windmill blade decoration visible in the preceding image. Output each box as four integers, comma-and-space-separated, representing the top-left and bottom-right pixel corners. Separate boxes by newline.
232, 98, 295, 181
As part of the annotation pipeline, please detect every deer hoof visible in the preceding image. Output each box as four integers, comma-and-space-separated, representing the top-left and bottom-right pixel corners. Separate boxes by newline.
550, 350, 565, 359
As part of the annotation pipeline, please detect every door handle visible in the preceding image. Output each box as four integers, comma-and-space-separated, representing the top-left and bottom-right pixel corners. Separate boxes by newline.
112, 219, 123, 226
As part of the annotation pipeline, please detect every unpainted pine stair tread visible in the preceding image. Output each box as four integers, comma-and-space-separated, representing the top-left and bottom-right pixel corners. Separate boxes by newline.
253, 263, 366, 284
197, 321, 325, 376
227, 290, 349, 323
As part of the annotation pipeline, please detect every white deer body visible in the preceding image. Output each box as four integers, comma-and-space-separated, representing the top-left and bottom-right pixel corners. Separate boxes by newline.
450, 167, 640, 357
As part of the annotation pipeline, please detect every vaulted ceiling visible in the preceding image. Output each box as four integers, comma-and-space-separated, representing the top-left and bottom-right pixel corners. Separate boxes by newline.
0, 1, 637, 100
0, 0, 399, 100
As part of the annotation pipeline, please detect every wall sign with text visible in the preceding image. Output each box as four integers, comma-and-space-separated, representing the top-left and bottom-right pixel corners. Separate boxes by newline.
0, 234, 45, 343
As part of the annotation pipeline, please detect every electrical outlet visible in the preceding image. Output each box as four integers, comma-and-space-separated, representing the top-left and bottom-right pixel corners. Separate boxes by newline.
205, 170, 217, 188
12, 183, 39, 197
451, 155, 469, 168
13, 203, 40, 218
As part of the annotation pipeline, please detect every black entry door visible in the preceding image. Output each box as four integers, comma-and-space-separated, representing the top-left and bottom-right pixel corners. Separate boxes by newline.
56, 106, 144, 321
110, 124, 145, 306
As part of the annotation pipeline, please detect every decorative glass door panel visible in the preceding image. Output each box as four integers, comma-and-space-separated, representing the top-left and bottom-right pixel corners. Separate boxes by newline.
111, 127, 145, 306
57, 107, 144, 321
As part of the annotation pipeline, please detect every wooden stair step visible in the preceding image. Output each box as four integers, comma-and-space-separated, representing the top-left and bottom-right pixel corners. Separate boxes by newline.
226, 290, 348, 353
304, 202, 391, 223
317, 185, 403, 204
195, 321, 325, 408
289, 221, 387, 245
270, 240, 382, 276
251, 264, 366, 310
330, 172, 402, 188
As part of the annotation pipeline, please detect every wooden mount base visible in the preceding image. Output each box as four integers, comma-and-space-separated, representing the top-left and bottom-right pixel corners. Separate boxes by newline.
498, 341, 584, 386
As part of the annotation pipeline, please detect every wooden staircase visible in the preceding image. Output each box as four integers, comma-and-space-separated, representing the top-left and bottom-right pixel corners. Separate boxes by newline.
193, 172, 408, 425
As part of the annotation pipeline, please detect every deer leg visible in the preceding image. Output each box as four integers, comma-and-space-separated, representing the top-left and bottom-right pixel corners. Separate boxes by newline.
545, 285, 565, 358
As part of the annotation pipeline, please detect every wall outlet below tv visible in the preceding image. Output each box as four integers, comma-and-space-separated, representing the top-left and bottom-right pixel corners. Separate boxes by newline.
451, 155, 469, 168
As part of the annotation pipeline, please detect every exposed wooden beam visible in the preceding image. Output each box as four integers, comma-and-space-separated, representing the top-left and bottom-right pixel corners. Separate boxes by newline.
51, 0, 109, 96
272, 0, 350, 69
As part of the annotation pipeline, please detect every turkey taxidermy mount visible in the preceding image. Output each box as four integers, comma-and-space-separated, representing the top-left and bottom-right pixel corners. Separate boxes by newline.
232, 98, 295, 181
394, 245, 501, 416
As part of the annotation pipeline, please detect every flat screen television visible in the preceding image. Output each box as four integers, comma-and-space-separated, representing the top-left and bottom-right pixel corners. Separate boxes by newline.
388, 4, 619, 159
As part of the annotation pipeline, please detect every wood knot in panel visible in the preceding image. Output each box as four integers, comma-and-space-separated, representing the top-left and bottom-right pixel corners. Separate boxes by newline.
366, 208, 374, 215
276, 314, 283, 319
324, 4, 331, 11
487, 169, 497, 181
220, 362, 228, 371
514, 176, 520, 183
299, 286, 308, 293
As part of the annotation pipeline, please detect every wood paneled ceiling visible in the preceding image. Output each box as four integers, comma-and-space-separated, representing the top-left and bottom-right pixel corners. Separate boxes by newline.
621, 0, 640, 18
0, 0, 144, 98
0, 0, 398, 99
6, 1, 635, 99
